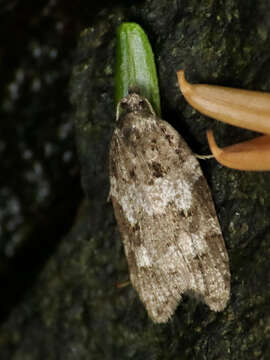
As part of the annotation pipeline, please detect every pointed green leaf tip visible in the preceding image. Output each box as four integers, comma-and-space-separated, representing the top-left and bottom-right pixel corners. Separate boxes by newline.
115, 22, 161, 116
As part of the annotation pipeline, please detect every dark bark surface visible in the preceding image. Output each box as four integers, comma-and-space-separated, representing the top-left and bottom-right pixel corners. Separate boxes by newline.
1, 1, 270, 359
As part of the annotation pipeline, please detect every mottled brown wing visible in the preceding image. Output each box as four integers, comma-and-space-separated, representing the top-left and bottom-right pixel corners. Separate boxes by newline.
109, 98, 230, 323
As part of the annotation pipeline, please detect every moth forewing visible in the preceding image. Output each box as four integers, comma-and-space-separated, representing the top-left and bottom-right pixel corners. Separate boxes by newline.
109, 93, 230, 323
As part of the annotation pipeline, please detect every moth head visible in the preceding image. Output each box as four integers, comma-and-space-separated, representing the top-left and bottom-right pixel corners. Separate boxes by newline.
116, 93, 155, 121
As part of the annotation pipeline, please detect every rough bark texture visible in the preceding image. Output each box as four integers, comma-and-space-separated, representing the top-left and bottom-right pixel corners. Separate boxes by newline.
2, 1, 270, 359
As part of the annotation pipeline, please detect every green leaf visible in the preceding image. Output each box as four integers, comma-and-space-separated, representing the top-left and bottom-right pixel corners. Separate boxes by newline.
115, 22, 161, 116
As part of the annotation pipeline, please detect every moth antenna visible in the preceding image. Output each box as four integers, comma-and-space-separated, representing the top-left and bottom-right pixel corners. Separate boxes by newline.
195, 153, 214, 160
143, 97, 156, 116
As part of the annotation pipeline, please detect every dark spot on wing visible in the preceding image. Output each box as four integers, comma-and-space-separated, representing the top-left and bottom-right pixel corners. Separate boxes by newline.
151, 138, 158, 151
159, 125, 174, 145
165, 134, 174, 145
179, 209, 192, 218
129, 168, 137, 179
151, 161, 166, 177
132, 222, 140, 233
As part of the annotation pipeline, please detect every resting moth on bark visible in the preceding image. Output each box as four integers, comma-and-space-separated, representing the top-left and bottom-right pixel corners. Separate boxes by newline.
109, 93, 230, 323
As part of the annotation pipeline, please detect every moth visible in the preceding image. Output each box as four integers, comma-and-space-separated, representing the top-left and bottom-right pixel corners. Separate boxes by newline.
109, 92, 230, 323
178, 70, 270, 171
